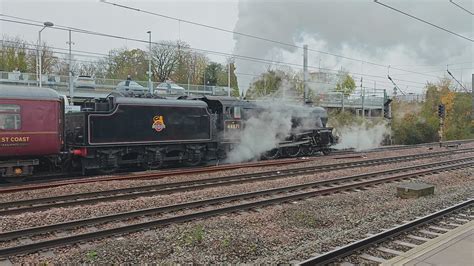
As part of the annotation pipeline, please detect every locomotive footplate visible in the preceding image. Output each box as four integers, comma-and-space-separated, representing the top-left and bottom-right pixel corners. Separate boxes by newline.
0, 159, 39, 177
278, 140, 310, 148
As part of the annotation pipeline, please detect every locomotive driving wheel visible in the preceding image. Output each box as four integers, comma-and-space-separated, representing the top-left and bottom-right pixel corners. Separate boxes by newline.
302, 146, 315, 156
97, 154, 118, 174
146, 151, 163, 170
322, 148, 331, 155
185, 150, 203, 167
261, 148, 280, 160
284, 146, 302, 157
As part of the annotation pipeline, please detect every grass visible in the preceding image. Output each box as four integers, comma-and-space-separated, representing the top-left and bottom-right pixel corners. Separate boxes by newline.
183, 225, 205, 246
85, 250, 98, 262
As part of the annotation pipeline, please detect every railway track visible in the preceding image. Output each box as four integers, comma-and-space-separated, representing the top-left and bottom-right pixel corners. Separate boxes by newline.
1, 149, 472, 215
2, 138, 472, 193
0, 156, 314, 193
330, 139, 474, 155
359, 139, 474, 152
298, 199, 473, 265
0, 156, 472, 258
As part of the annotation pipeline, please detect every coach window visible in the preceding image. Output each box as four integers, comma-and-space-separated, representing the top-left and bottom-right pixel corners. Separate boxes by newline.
0, 104, 21, 130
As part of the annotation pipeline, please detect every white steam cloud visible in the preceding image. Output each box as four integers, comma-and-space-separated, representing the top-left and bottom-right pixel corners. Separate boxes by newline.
225, 100, 324, 163
225, 104, 293, 163
233, 0, 472, 93
333, 122, 390, 151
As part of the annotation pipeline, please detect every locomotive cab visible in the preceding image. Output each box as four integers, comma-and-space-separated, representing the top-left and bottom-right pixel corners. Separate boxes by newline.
198, 96, 244, 142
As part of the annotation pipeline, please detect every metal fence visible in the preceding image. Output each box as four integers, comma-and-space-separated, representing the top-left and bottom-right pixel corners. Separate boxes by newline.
0, 71, 231, 97
311, 89, 388, 110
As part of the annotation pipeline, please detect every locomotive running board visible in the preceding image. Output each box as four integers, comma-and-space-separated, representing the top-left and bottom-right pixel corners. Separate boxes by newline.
278, 140, 310, 148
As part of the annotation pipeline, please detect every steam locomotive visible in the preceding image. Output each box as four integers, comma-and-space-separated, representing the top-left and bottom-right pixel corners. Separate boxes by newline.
0, 86, 336, 181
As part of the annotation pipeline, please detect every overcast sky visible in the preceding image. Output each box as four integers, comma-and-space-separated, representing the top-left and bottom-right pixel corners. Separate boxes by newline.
1, 0, 473, 93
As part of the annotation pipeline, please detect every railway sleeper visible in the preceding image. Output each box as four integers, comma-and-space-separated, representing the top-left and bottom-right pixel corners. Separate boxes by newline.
359, 253, 386, 264
419, 229, 443, 237
376, 246, 404, 256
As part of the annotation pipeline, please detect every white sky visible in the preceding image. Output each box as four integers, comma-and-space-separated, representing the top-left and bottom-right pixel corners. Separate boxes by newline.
1, 0, 238, 62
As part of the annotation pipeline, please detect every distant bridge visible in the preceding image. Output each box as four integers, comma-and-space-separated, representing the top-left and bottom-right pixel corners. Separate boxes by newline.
0, 71, 231, 101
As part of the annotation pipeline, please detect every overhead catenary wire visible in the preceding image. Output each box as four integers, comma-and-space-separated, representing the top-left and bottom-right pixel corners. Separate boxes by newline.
4, 38, 422, 90
391, 62, 473, 67
447, 69, 468, 91
0, 15, 441, 89
0, 40, 428, 91
0, 41, 425, 89
0, 35, 430, 89
373, 0, 473, 42
449, 0, 474, 15
95, 2, 445, 79
395, 67, 473, 76
0, 14, 444, 80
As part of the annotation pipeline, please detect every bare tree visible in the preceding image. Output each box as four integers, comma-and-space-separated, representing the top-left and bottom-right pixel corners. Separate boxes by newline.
151, 40, 189, 82
27, 41, 58, 75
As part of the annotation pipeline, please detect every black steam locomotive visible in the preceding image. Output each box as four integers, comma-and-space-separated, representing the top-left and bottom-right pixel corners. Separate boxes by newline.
0, 86, 335, 181
66, 95, 336, 173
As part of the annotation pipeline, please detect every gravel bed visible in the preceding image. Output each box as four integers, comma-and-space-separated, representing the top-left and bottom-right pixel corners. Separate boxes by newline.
0, 145, 470, 204
4, 160, 473, 264
1, 152, 471, 234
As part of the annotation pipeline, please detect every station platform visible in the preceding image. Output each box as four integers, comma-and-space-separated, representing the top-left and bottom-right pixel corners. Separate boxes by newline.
383, 220, 473, 266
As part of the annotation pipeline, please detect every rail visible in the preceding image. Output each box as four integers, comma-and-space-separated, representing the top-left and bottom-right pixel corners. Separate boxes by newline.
0, 158, 471, 258
1, 149, 472, 215
298, 199, 473, 265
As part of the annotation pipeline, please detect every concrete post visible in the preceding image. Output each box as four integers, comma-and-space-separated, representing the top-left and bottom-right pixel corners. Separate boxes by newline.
147, 31, 152, 93
303, 44, 308, 103
38, 30, 42, 87
228, 60, 231, 97
68, 30, 74, 104
341, 92, 345, 112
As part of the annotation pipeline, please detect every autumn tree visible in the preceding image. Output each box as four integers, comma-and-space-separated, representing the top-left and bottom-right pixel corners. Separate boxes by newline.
228, 61, 239, 97
391, 78, 473, 144
334, 70, 356, 96
105, 48, 147, 80
0, 36, 29, 72
203, 62, 224, 86
245, 70, 284, 98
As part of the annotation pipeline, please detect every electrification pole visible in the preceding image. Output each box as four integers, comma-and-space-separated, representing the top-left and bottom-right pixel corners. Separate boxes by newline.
303, 44, 308, 104
361, 77, 364, 118
67, 30, 74, 104
38, 31, 41, 87
227, 58, 231, 97
147, 31, 152, 93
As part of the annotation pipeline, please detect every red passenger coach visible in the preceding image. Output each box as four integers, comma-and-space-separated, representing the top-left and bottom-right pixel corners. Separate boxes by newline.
0, 86, 63, 179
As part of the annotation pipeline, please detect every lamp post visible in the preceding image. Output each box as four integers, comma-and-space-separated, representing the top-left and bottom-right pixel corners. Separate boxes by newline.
147, 31, 152, 93
38, 21, 54, 88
